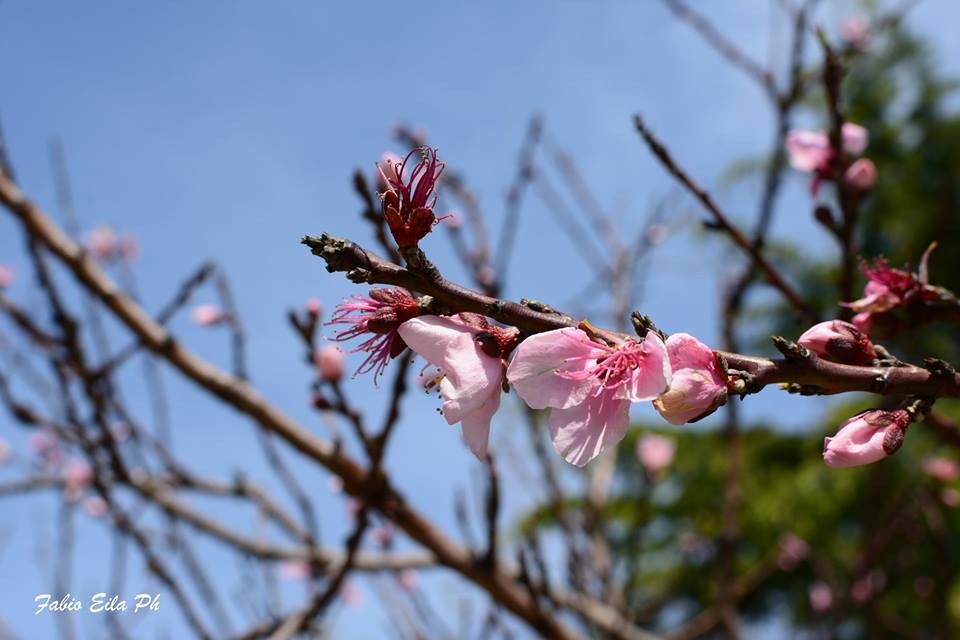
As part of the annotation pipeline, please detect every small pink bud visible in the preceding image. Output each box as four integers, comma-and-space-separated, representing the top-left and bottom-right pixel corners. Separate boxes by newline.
798, 320, 876, 365
841, 15, 871, 51
305, 297, 323, 317
823, 409, 911, 468
809, 581, 833, 612
64, 459, 94, 490
315, 346, 345, 382
635, 434, 676, 476
922, 456, 960, 483
844, 158, 877, 191
83, 496, 108, 518
0, 265, 15, 288
191, 304, 227, 327
653, 333, 727, 425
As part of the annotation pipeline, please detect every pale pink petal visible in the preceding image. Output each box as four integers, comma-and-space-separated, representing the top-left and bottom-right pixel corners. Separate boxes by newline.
507, 327, 605, 410
786, 130, 830, 172
636, 434, 676, 475
398, 316, 501, 424
459, 388, 500, 459
619, 332, 672, 401
548, 393, 630, 467
842, 123, 869, 156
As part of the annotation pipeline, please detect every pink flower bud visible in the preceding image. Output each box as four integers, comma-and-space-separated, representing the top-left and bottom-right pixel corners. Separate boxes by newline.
922, 456, 960, 483
315, 346, 344, 382
83, 496, 108, 518
823, 409, 911, 468
305, 297, 323, 317
798, 320, 876, 365
844, 158, 877, 191
851, 312, 872, 335
64, 459, 94, 490
653, 333, 727, 425
809, 581, 833, 612
191, 304, 227, 327
635, 434, 676, 476
0, 265, 14, 288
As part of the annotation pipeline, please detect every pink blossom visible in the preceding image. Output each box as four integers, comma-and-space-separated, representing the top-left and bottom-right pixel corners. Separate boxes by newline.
0, 265, 14, 288
397, 569, 419, 592
28, 430, 60, 461
653, 333, 726, 425
314, 346, 344, 382
798, 320, 876, 366
279, 561, 312, 581
844, 158, 877, 191
64, 459, 93, 490
823, 409, 910, 468
377, 147, 445, 248
398, 314, 517, 459
922, 456, 960, 483
786, 123, 869, 194
341, 580, 364, 608
305, 297, 323, 317
844, 258, 938, 316
809, 581, 833, 612
851, 312, 873, 335
635, 434, 676, 476
507, 327, 671, 467
777, 533, 810, 571
841, 15, 871, 51
86, 226, 119, 261
191, 304, 227, 327
327, 288, 421, 381
83, 496, 108, 518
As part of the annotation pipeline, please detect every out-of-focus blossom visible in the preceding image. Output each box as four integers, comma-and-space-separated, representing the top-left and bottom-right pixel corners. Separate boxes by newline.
28, 429, 60, 464
850, 569, 886, 604
315, 346, 345, 382
841, 15, 871, 51
786, 123, 869, 195
777, 533, 810, 571
844, 158, 877, 191
341, 580, 364, 608
798, 320, 876, 366
372, 526, 394, 548
397, 569, 419, 592
378, 147, 445, 248
653, 333, 727, 425
823, 409, 910, 468
398, 314, 517, 459
191, 304, 227, 327
0, 438, 11, 464
645, 224, 669, 246
279, 561, 312, 581
809, 581, 833, 612
305, 297, 323, 317
327, 288, 421, 381
0, 265, 14, 288
508, 327, 671, 467
83, 496, 108, 518
635, 434, 676, 476
85, 226, 139, 263
923, 456, 960, 483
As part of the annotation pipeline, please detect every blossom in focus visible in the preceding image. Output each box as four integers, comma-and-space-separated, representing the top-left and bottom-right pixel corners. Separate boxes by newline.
508, 327, 671, 467
398, 314, 517, 459
378, 147, 445, 248
798, 320, 876, 366
923, 456, 960, 483
635, 434, 676, 476
191, 304, 228, 327
0, 265, 14, 288
844, 158, 877, 191
653, 333, 727, 425
327, 288, 421, 381
841, 15, 871, 51
315, 346, 345, 382
823, 409, 911, 468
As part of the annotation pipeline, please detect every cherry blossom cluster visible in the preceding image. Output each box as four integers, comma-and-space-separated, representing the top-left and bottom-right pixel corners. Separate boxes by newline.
318, 148, 943, 471
786, 121, 875, 195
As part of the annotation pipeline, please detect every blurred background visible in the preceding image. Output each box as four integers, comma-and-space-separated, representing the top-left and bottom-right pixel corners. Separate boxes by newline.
2, 1, 960, 638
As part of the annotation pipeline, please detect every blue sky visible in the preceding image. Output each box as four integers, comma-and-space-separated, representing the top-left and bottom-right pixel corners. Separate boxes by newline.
1, 1, 959, 638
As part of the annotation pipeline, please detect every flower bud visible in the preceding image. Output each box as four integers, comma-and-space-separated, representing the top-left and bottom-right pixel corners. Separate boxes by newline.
315, 346, 344, 382
798, 320, 876, 365
844, 158, 877, 191
823, 409, 911, 468
653, 333, 727, 425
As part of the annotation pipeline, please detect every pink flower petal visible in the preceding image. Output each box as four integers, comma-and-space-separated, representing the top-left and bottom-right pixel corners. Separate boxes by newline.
786, 130, 830, 172
459, 388, 500, 459
506, 327, 605, 410
548, 393, 630, 467
619, 332, 672, 401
